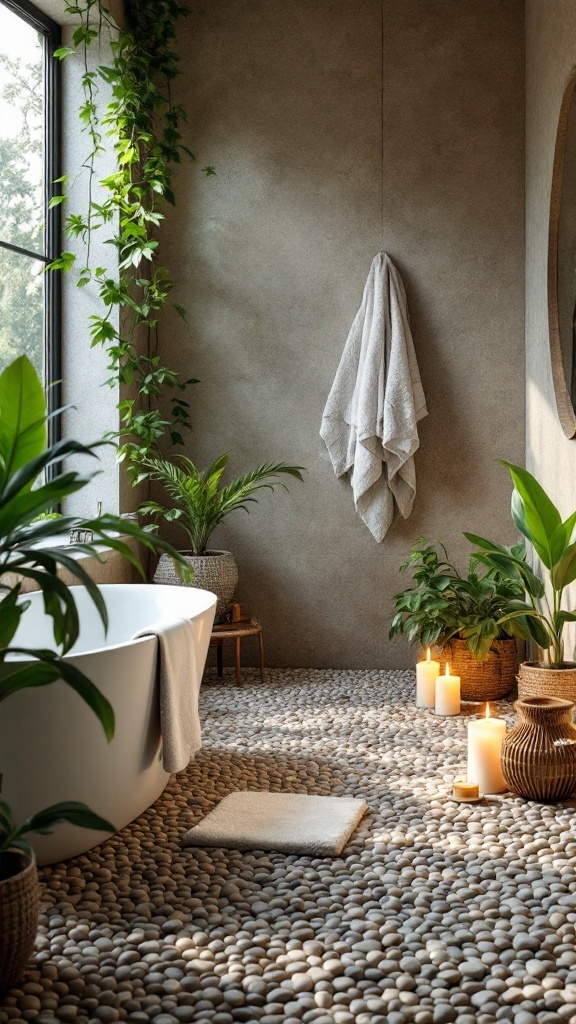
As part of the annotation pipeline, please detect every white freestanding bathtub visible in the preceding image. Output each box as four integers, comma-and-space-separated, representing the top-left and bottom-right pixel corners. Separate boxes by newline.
0, 584, 216, 865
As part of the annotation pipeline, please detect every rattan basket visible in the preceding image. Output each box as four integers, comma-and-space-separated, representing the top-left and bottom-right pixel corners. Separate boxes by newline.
438, 638, 518, 702
517, 661, 576, 704
501, 696, 576, 801
153, 549, 239, 622
0, 849, 40, 995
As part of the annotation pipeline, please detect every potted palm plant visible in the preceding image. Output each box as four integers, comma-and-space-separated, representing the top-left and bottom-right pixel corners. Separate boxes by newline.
464, 461, 576, 702
389, 540, 527, 700
140, 454, 304, 620
0, 355, 186, 993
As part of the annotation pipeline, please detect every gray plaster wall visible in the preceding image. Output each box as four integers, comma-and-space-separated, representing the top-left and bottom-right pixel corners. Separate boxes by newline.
526, 0, 576, 661
161, 0, 525, 668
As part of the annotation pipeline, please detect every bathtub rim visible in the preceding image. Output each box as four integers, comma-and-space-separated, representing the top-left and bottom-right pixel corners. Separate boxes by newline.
9, 583, 217, 660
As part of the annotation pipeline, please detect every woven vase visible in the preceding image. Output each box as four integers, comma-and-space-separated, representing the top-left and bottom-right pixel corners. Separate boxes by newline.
438, 638, 518, 702
501, 696, 576, 801
0, 850, 40, 995
517, 661, 576, 704
153, 549, 239, 623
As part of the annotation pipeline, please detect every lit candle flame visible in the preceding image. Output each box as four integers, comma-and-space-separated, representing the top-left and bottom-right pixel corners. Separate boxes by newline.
445, 663, 450, 677
485, 703, 491, 720
426, 647, 431, 663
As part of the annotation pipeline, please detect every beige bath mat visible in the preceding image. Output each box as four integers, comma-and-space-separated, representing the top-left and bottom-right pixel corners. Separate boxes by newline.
183, 791, 368, 856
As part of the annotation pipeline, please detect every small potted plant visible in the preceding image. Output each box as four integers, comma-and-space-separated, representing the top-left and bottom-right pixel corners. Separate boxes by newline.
464, 461, 576, 702
389, 540, 527, 700
140, 453, 304, 620
0, 799, 114, 995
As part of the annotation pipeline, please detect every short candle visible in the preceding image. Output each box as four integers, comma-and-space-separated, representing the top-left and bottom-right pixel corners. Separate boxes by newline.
467, 704, 507, 794
453, 777, 480, 802
435, 663, 461, 716
416, 647, 440, 708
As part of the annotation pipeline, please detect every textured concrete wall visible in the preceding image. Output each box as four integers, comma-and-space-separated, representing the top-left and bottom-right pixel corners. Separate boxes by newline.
160, 0, 525, 668
526, 0, 576, 660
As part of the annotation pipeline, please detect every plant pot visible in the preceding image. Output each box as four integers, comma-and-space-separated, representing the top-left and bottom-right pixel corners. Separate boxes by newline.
153, 550, 239, 623
501, 696, 576, 801
517, 661, 576, 704
0, 849, 40, 995
438, 638, 518, 702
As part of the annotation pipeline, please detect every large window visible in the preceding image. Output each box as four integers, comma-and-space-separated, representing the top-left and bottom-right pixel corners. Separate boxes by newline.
0, 0, 60, 406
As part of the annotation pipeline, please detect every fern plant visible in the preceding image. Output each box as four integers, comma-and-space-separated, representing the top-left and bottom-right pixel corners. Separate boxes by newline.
140, 454, 304, 555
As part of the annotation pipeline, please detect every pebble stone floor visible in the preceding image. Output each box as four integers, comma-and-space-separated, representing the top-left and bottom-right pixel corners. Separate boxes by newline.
4, 668, 576, 1024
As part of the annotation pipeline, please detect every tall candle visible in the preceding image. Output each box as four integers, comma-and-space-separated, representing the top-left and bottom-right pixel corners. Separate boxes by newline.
416, 648, 440, 708
467, 704, 507, 794
435, 663, 461, 716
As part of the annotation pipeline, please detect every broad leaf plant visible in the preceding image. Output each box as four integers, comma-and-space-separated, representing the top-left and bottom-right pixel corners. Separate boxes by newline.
0, 356, 187, 854
465, 461, 576, 669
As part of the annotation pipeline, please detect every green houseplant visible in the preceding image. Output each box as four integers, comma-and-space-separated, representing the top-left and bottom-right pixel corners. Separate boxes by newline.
464, 460, 576, 701
140, 453, 304, 620
53, 0, 214, 482
0, 355, 186, 993
389, 539, 527, 700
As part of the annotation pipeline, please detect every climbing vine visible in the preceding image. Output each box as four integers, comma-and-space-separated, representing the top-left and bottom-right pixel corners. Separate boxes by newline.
52, 0, 214, 483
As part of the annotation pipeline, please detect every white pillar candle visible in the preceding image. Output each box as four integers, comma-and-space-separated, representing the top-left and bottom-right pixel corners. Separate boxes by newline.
467, 705, 507, 794
435, 663, 461, 716
416, 648, 440, 708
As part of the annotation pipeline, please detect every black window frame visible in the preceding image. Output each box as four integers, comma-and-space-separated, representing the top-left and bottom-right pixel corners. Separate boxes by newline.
0, 0, 61, 435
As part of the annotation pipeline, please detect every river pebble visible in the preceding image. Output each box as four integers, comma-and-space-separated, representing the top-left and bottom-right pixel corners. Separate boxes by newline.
2, 669, 576, 1024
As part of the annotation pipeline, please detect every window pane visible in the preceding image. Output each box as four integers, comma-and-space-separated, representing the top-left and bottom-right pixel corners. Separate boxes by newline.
0, 246, 43, 377
0, 4, 44, 255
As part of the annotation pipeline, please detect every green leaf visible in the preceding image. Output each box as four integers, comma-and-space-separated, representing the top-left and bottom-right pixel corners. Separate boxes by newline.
551, 540, 576, 592
15, 801, 115, 840
0, 356, 47, 491
0, 655, 115, 742
559, 610, 576, 624
525, 615, 552, 650
500, 460, 562, 569
0, 589, 27, 648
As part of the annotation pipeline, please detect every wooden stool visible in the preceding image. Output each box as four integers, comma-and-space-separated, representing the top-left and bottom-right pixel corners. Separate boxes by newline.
209, 618, 265, 688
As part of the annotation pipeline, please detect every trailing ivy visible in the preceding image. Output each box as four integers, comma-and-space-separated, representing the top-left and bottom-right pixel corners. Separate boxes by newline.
52, 0, 214, 484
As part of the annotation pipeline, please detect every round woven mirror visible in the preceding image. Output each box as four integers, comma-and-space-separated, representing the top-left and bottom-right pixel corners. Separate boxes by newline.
548, 68, 576, 438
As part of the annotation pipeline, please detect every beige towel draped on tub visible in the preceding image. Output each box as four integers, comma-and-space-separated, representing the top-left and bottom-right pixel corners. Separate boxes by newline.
320, 252, 428, 542
132, 617, 201, 774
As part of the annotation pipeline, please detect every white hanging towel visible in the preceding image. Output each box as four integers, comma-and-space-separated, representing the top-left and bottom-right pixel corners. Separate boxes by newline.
320, 252, 428, 542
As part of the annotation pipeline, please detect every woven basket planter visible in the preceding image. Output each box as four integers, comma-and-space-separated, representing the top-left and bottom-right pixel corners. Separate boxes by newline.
517, 661, 576, 704
501, 696, 576, 801
438, 638, 518, 702
153, 549, 239, 623
0, 849, 40, 995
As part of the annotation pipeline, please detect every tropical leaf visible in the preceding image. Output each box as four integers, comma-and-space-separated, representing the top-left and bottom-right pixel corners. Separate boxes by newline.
551, 540, 576, 593
0, 356, 47, 491
0, 472, 93, 536
0, 653, 115, 742
500, 460, 562, 569
18, 801, 115, 837
0, 589, 28, 648
0, 801, 115, 852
